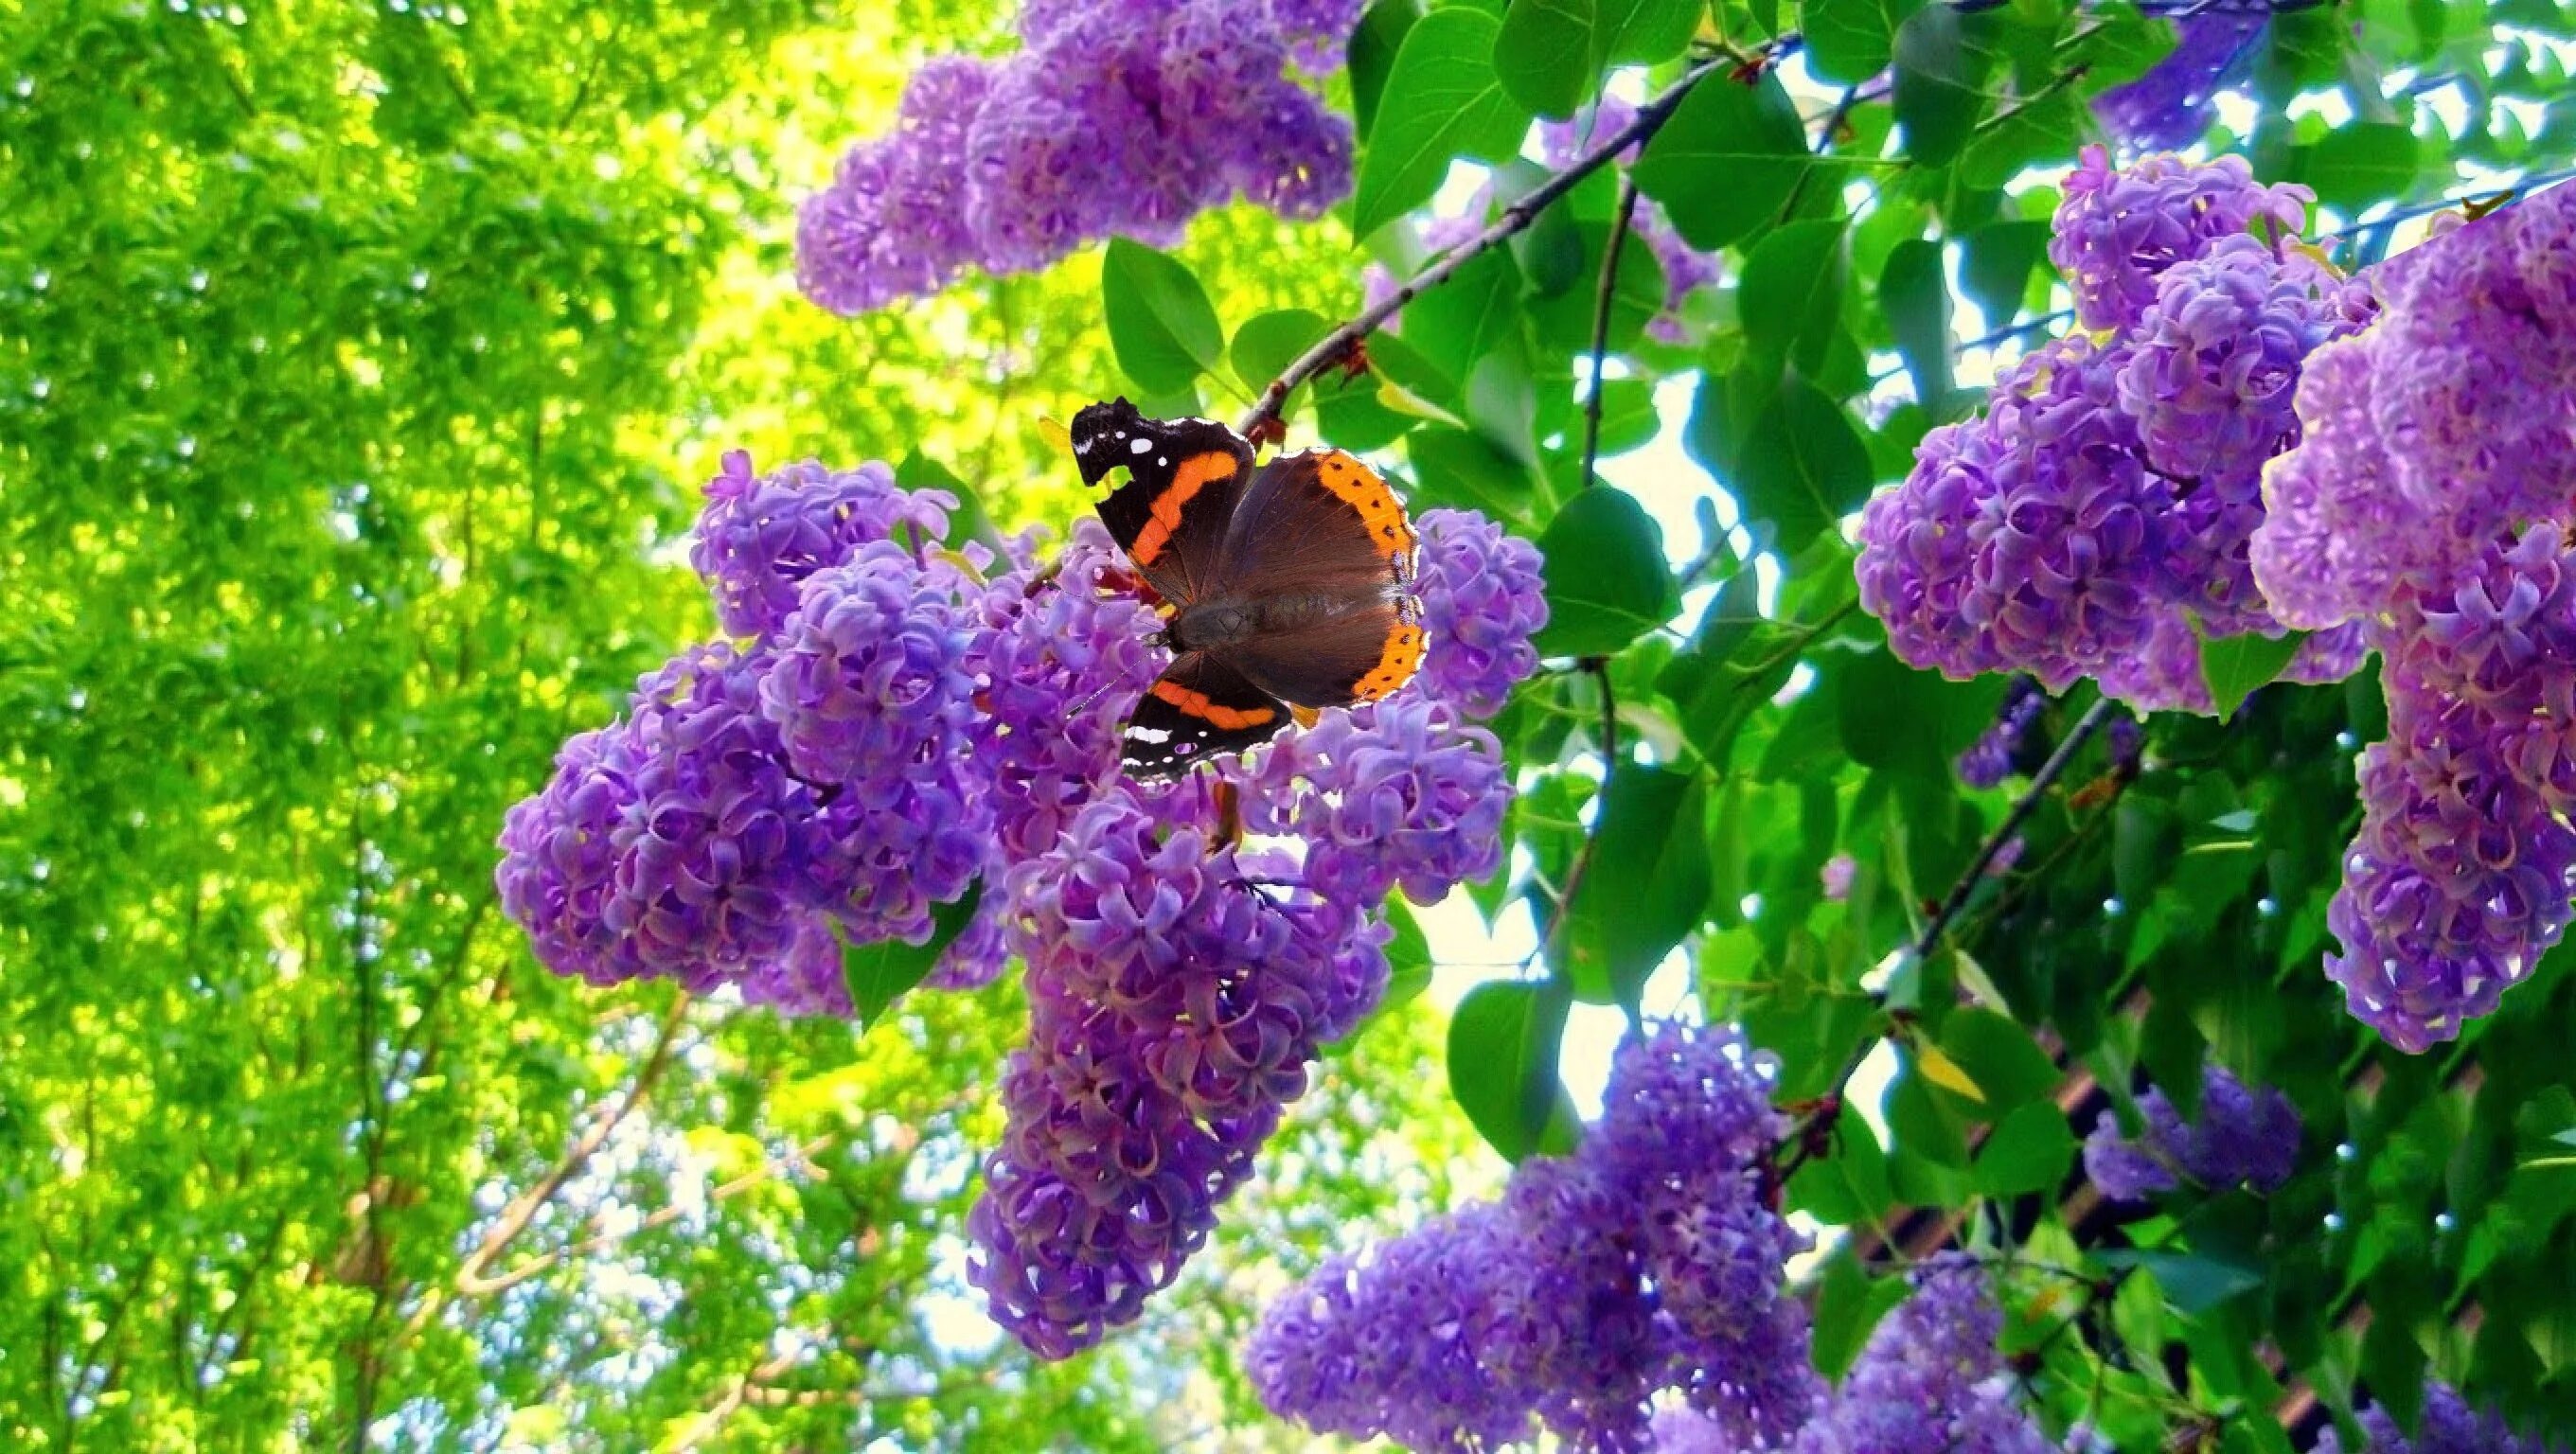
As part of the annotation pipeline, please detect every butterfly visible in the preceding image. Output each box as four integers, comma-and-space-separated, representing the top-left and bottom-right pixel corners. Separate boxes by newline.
1068, 398, 1424, 779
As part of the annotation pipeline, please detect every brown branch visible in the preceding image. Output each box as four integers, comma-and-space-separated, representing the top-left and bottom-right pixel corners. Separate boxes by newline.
1578, 176, 1645, 494
460, 1135, 837, 1298
453, 991, 690, 1296
1235, 51, 1750, 438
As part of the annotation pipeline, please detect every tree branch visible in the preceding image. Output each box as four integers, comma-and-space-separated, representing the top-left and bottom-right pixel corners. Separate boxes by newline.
458, 1135, 837, 1298
453, 991, 690, 1296
1913, 697, 2115, 965
1578, 176, 1644, 494
1235, 50, 1758, 437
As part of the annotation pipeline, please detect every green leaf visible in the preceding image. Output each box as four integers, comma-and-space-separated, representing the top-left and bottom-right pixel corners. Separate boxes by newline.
2303, 121, 2421, 211
1733, 381, 1873, 549
1100, 239, 1225, 395
839, 878, 985, 1035
2195, 624, 2307, 721
893, 451, 1009, 557
1354, 9, 1535, 239
1938, 1006, 2061, 1115
1448, 979, 1572, 1161
1961, 219, 2050, 330
1879, 237, 1952, 408
1810, 1250, 1908, 1379
1407, 425, 1538, 519
1349, 0, 1426, 137
1634, 71, 1813, 252
1494, 0, 1701, 117
1739, 219, 1850, 378
1803, 0, 1927, 84
1891, 5, 1982, 168
2099, 1249, 2265, 1316
1973, 1100, 2078, 1197
1229, 309, 1332, 398
1562, 766, 1712, 1008
1532, 485, 1677, 655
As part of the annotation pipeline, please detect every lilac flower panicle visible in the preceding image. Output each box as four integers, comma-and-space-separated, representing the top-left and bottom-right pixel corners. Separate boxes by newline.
1413, 508, 1549, 718
2086, 1063, 2301, 1201
1791, 1254, 2053, 1454
2050, 146, 2312, 332
974, 793, 1380, 1357
602, 643, 820, 990
1821, 853, 1857, 901
1957, 676, 2045, 789
2317, 1379, 2573, 1454
2094, 12, 2267, 153
800, 0, 1364, 312
2246, 186, 2576, 1046
1244, 698, 1511, 907
1254, 1021, 1817, 1452
690, 452, 954, 638
496, 724, 651, 984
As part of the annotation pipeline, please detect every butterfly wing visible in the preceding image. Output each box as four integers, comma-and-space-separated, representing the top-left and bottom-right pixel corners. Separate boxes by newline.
1069, 397, 1252, 607
1122, 649, 1291, 780
1208, 448, 1426, 708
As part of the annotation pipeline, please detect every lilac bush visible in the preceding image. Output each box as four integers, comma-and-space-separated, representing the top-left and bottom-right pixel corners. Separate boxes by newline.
1790, 1254, 2052, 1454
797, 0, 1361, 313
2246, 183, 2576, 1047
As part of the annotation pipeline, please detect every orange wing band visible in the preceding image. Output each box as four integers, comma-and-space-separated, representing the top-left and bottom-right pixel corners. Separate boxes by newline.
1352, 620, 1427, 701
1150, 679, 1277, 731
1129, 452, 1241, 567
1312, 451, 1416, 560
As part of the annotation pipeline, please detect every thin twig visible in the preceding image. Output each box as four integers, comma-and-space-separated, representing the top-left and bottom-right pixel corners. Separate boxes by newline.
1578, 177, 1644, 493
1912, 697, 2115, 964
453, 992, 689, 1296
1235, 50, 1756, 436
461, 1136, 838, 1297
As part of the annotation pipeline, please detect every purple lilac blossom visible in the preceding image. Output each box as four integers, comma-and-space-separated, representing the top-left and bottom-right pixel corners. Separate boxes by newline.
1957, 676, 2046, 789
1789, 1254, 2053, 1454
970, 792, 1387, 1357
2094, 12, 2267, 153
689, 451, 955, 638
496, 723, 653, 984
1413, 507, 1549, 718
2245, 186, 2576, 1047
2317, 1379, 2572, 1454
2049, 147, 2313, 333
1252, 1021, 1817, 1451
1242, 697, 1512, 907
2085, 1062, 2301, 1200
1859, 150, 2372, 715
799, 0, 1360, 312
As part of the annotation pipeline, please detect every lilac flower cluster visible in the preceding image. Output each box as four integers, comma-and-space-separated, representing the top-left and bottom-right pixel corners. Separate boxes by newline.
498, 453, 1009, 1009
1249, 1021, 1823, 1452
2083, 1063, 2301, 1202
2244, 185, 2576, 1048
1956, 676, 2046, 789
2094, 10, 2269, 153
2318, 1379, 2573, 1454
797, 0, 1361, 313
1789, 1254, 2053, 1454
503, 444, 1542, 1352
1857, 149, 2373, 714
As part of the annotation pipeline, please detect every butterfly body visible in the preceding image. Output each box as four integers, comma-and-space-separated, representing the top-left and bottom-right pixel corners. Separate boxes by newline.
1068, 398, 1425, 779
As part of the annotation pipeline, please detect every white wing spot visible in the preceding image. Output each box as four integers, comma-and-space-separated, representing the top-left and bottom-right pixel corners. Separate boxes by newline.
1129, 436, 1153, 455
1126, 725, 1173, 743
1157, 456, 1168, 466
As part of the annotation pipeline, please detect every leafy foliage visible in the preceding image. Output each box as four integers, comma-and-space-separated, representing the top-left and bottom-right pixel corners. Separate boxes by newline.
10, 0, 2576, 1448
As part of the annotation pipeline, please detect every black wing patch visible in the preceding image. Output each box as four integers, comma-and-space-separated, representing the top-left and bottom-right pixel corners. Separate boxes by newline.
1069, 397, 1252, 608
1123, 651, 1289, 781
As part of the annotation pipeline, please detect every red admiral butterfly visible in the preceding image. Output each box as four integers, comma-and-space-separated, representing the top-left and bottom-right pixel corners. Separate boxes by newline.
1069, 398, 1424, 779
